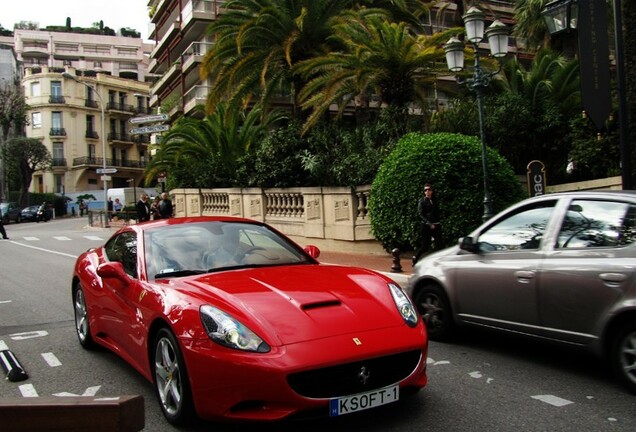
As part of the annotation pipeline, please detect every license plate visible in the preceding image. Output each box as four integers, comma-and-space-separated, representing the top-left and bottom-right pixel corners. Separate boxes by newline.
329, 385, 399, 417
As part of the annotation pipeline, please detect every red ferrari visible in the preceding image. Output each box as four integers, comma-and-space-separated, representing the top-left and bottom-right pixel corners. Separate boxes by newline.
72, 216, 428, 425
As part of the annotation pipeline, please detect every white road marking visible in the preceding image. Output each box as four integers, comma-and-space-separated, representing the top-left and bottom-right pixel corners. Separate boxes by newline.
8, 242, 77, 259
54, 385, 101, 397
531, 395, 574, 407
84, 235, 103, 241
0, 340, 8, 351
0, 300, 12, 304
42, 352, 62, 367
53, 236, 72, 241
10, 330, 49, 340
19, 384, 39, 397
24, 237, 39, 241
469, 371, 483, 378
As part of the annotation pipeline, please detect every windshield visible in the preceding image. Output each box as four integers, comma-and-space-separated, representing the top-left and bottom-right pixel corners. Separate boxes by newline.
144, 221, 312, 279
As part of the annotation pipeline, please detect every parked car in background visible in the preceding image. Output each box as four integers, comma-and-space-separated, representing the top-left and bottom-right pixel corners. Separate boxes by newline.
0, 202, 21, 223
21, 205, 39, 222
407, 191, 636, 395
72, 216, 428, 425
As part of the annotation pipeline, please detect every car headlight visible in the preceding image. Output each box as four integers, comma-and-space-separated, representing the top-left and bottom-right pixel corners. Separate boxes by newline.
200, 305, 270, 353
388, 283, 419, 328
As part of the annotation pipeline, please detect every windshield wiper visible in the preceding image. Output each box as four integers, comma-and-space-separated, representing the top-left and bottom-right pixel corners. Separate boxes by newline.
154, 269, 207, 279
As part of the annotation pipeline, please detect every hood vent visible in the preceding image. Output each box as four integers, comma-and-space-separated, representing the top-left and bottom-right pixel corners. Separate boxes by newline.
301, 300, 341, 311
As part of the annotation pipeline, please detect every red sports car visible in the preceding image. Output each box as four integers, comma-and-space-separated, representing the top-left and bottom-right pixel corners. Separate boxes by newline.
72, 217, 428, 425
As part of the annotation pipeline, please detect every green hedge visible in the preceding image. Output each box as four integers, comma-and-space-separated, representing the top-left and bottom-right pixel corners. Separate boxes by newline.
368, 132, 525, 252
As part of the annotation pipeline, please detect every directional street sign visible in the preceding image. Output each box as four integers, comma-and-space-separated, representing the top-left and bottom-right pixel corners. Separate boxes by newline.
96, 168, 118, 174
129, 124, 170, 135
129, 113, 170, 124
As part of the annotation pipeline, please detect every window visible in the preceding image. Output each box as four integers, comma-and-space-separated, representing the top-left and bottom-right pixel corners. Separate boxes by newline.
51, 111, 63, 130
53, 142, 64, 160
478, 201, 557, 251
105, 231, 138, 277
88, 143, 96, 159
557, 200, 636, 248
51, 81, 62, 96
31, 81, 40, 97
32, 112, 42, 128
54, 175, 64, 194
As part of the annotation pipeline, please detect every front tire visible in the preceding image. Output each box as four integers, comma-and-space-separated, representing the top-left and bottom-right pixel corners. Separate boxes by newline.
413, 284, 455, 341
73, 284, 96, 349
610, 322, 636, 394
153, 328, 195, 425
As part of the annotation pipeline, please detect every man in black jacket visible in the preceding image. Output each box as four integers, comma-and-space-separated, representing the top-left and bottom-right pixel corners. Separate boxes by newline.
413, 183, 442, 264
135, 194, 151, 222
158, 192, 173, 219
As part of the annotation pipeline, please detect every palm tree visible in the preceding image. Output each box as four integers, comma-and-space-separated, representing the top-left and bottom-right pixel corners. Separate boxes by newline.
295, 13, 458, 132
144, 104, 286, 187
512, 0, 551, 52
200, 0, 431, 118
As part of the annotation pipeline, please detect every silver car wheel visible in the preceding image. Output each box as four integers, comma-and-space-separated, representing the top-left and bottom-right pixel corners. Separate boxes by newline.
155, 335, 184, 417
617, 327, 636, 391
414, 284, 453, 341
73, 285, 94, 348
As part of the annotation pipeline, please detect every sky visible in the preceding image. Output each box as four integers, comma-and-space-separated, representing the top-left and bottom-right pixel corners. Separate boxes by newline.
2, 0, 152, 41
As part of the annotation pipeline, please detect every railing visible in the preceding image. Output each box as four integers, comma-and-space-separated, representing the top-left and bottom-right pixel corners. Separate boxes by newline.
171, 185, 380, 252
49, 95, 66, 104
108, 132, 133, 142
85, 100, 99, 109
72, 157, 148, 169
85, 130, 99, 139
107, 102, 135, 112
49, 128, 66, 136
51, 158, 67, 167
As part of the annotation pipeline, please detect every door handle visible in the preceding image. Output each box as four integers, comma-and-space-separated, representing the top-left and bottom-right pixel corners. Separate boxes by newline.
515, 270, 535, 282
599, 273, 627, 283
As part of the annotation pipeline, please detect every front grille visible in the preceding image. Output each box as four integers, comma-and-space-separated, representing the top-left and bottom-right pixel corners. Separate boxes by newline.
287, 350, 421, 398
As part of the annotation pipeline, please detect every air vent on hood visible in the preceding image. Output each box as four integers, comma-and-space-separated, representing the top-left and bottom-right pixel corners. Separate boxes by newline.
301, 300, 341, 311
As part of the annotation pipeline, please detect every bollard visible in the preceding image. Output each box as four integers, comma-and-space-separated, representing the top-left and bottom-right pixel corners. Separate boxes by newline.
391, 248, 403, 273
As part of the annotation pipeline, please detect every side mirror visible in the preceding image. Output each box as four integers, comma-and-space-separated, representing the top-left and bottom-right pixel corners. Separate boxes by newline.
459, 236, 479, 253
97, 261, 131, 284
304, 245, 320, 259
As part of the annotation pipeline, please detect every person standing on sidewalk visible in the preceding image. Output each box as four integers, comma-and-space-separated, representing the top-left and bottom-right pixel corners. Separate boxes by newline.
136, 194, 151, 222
413, 183, 442, 264
159, 192, 173, 219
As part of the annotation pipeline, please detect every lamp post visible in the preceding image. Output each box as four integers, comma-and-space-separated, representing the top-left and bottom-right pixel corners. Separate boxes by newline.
444, 7, 510, 221
62, 72, 109, 227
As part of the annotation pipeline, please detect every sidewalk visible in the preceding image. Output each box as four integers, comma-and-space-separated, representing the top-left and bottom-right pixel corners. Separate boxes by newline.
318, 250, 414, 286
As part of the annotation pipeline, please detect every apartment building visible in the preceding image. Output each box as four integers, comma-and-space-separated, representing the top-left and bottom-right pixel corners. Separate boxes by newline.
23, 66, 151, 194
14, 28, 153, 81
148, 0, 223, 118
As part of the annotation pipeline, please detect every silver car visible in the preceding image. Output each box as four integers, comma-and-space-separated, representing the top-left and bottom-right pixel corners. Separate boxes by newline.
406, 191, 636, 394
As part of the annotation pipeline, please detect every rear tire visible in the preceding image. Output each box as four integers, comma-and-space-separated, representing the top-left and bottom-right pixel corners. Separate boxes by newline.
73, 283, 96, 349
153, 328, 196, 425
610, 322, 636, 394
413, 284, 455, 341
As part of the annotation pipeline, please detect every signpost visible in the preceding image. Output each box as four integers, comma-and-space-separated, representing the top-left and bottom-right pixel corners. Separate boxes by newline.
129, 124, 170, 135
128, 113, 169, 124
96, 168, 118, 174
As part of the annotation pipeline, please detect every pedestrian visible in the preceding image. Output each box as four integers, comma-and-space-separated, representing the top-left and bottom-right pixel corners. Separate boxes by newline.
150, 196, 161, 220
107, 197, 114, 221
159, 192, 173, 219
113, 198, 123, 213
135, 194, 151, 222
413, 183, 442, 264
0, 217, 9, 240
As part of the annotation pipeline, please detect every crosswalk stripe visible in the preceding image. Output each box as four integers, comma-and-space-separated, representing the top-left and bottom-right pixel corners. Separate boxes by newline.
84, 236, 103, 241
24, 237, 39, 241
53, 236, 72, 241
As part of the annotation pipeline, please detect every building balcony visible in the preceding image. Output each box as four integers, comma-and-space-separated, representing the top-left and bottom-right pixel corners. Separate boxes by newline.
85, 130, 99, 139
107, 102, 135, 113
85, 100, 99, 109
72, 157, 148, 169
182, 41, 212, 73
51, 158, 67, 167
108, 132, 134, 143
49, 128, 67, 136
48, 95, 66, 104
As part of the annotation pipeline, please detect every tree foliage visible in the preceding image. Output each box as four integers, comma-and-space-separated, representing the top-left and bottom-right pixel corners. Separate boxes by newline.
369, 132, 525, 252
2, 137, 52, 205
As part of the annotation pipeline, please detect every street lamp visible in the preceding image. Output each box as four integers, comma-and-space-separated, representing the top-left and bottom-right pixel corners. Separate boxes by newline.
62, 72, 109, 227
444, 7, 510, 221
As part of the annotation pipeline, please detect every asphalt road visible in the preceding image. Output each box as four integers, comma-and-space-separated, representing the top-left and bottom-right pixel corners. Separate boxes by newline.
0, 218, 635, 431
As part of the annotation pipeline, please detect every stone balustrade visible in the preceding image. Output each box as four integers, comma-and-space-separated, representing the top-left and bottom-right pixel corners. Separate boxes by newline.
171, 185, 385, 253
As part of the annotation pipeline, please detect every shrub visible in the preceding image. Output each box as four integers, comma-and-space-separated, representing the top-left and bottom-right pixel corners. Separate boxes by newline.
369, 132, 525, 252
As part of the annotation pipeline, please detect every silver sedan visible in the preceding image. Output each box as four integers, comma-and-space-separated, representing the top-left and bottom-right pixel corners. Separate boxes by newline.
407, 190, 636, 394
